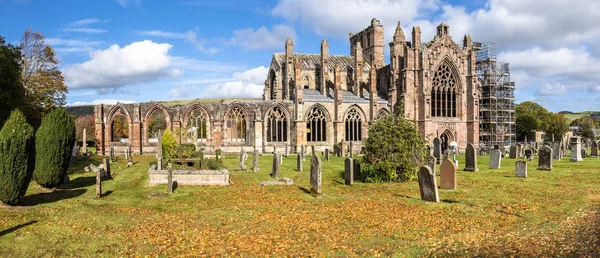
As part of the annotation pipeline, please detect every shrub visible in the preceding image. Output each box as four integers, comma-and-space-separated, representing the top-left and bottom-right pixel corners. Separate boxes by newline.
177, 144, 196, 159
204, 158, 222, 170
360, 111, 428, 182
0, 110, 35, 205
161, 129, 177, 163
33, 108, 76, 188
215, 149, 222, 159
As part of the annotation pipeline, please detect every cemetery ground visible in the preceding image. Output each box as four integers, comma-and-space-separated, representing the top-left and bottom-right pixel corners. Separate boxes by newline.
1, 153, 600, 257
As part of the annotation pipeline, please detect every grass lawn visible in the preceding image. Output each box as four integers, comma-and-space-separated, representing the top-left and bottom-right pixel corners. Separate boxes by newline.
1, 152, 600, 257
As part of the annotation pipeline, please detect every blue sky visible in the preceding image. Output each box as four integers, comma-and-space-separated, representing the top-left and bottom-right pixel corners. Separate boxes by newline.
1, 0, 599, 112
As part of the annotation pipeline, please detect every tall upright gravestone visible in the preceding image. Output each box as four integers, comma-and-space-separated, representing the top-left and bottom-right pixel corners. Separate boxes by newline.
310, 154, 322, 197
157, 130, 163, 170
570, 136, 583, 162
552, 142, 561, 161
433, 138, 441, 164
238, 148, 247, 171
325, 148, 330, 161
591, 140, 599, 158
537, 145, 553, 171
297, 152, 303, 172
489, 149, 501, 169
440, 158, 457, 190
344, 158, 353, 185
509, 145, 517, 159
82, 128, 87, 154
252, 150, 259, 172
427, 155, 436, 174
271, 153, 280, 179
464, 143, 478, 172
418, 166, 440, 203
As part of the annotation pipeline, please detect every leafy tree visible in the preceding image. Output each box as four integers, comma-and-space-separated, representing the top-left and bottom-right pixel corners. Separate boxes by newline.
112, 116, 129, 141
148, 112, 166, 138
0, 36, 26, 128
75, 115, 95, 143
545, 113, 570, 142
161, 129, 177, 163
20, 29, 68, 128
515, 101, 552, 139
360, 111, 428, 182
0, 110, 35, 205
33, 108, 76, 188
571, 116, 597, 142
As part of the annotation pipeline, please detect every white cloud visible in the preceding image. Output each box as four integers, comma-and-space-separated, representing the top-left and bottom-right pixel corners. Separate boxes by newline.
64, 18, 109, 34
116, 0, 141, 8
535, 83, 567, 96
64, 28, 108, 33
168, 87, 192, 98
46, 38, 104, 53
229, 24, 296, 50
63, 40, 179, 90
136, 30, 188, 39
199, 66, 268, 98
67, 99, 137, 106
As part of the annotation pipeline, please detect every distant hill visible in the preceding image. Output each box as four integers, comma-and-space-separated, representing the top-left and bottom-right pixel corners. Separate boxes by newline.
557, 111, 599, 121
66, 106, 94, 118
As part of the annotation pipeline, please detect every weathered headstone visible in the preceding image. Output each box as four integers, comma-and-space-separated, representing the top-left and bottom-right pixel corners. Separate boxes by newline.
239, 149, 247, 171
591, 141, 599, 158
464, 143, 478, 172
353, 160, 360, 181
443, 149, 450, 160
427, 155, 436, 174
157, 130, 163, 170
537, 145, 553, 171
310, 145, 315, 156
301, 145, 306, 161
127, 147, 133, 167
310, 154, 322, 196
82, 128, 87, 154
489, 149, 502, 169
110, 145, 115, 163
552, 142, 561, 161
167, 163, 173, 194
433, 138, 441, 164
581, 148, 587, 159
252, 150, 259, 172
71, 142, 77, 163
325, 148, 330, 161
418, 166, 440, 203
515, 160, 527, 178
509, 145, 517, 159
440, 158, 457, 190
96, 170, 102, 198
297, 152, 303, 172
284, 143, 289, 157
570, 136, 583, 162
340, 140, 346, 157
344, 158, 353, 185
516, 143, 523, 158
271, 153, 280, 179
103, 158, 111, 178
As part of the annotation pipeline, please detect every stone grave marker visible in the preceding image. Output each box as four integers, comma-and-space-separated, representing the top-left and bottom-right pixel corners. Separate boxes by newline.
301, 145, 306, 161
571, 136, 583, 162
443, 149, 450, 160
591, 140, 599, 158
440, 158, 457, 190
418, 166, 440, 203
103, 158, 111, 178
96, 169, 102, 198
297, 152, 303, 172
325, 148, 330, 161
252, 150, 259, 172
516, 143, 523, 158
157, 130, 162, 169
581, 148, 587, 159
516, 160, 527, 178
71, 142, 77, 163
509, 145, 517, 159
464, 143, 478, 172
271, 153, 280, 179
127, 147, 133, 167
310, 145, 315, 156
552, 142, 561, 161
340, 140, 346, 157
284, 143, 289, 157
353, 160, 361, 181
167, 163, 173, 194
239, 149, 247, 171
82, 128, 87, 154
310, 154, 322, 196
537, 146, 553, 171
489, 149, 502, 169
344, 158, 353, 185
433, 138, 441, 164
427, 155, 436, 174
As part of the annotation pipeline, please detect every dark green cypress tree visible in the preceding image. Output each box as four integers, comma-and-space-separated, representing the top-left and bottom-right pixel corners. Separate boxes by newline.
0, 110, 35, 205
33, 108, 76, 188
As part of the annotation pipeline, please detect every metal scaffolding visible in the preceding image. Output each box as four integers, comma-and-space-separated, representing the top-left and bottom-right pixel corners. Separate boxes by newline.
474, 42, 516, 149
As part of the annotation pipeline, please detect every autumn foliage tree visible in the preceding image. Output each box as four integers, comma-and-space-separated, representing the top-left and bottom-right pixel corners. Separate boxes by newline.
20, 29, 68, 128
75, 115, 95, 144
34, 108, 76, 188
0, 110, 35, 205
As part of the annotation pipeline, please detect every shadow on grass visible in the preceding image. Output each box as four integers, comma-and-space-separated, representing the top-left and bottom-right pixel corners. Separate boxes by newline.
0, 220, 38, 237
58, 176, 113, 190
102, 190, 114, 198
298, 187, 311, 194
19, 189, 86, 206
394, 194, 418, 200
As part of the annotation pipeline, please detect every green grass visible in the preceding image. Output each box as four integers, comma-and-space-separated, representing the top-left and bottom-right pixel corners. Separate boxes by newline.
1, 152, 600, 257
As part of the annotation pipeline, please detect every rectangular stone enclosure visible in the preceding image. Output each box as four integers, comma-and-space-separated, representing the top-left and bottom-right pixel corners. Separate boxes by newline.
148, 168, 229, 186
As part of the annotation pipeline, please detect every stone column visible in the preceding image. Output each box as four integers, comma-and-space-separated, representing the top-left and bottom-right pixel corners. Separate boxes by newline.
82, 128, 87, 154
167, 163, 173, 194
95, 171, 102, 198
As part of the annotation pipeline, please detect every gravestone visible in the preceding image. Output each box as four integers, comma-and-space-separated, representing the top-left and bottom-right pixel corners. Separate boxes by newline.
167, 163, 173, 194
581, 148, 587, 159
440, 158, 457, 190
284, 143, 289, 157
509, 145, 517, 159
157, 130, 163, 170
570, 136, 583, 162
340, 141, 346, 157
524, 149, 533, 159
489, 149, 502, 169
239, 149, 247, 171
325, 148, 330, 161
82, 128, 87, 154
552, 142, 561, 161
353, 160, 360, 181
95, 170, 102, 198
443, 149, 450, 160
109, 145, 115, 162
516, 143, 523, 158
537, 145, 553, 171
516, 160, 527, 178
344, 158, 353, 185
433, 138, 441, 164
252, 150, 259, 172
310, 145, 315, 156
271, 153, 280, 179
103, 158, 111, 178
297, 152, 303, 172
591, 141, 599, 158
427, 155, 437, 174
127, 147, 133, 167
301, 145, 306, 161
418, 166, 440, 203
310, 154, 322, 196
71, 142, 77, 163
464, 143, 478, 172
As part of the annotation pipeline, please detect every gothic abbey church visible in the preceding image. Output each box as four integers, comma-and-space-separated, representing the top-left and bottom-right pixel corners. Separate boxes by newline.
94, 19, 480, 155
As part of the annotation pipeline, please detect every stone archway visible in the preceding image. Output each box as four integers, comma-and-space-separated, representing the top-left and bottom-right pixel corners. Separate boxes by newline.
440, 129, 455, 153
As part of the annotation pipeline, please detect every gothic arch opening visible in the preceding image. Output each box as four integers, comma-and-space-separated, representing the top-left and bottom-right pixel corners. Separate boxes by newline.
185, 106, 209, 144
270, 70, 276, 100
266, 105, 288, 142
345, 107, 363, 142
111, 115, 129, 143
440, 129, 454, 152
144, 105, 170, 144
303, 75, 310, 89
431, 62, 458, 118
306, 106, 328, 142
225, 106, 248, 143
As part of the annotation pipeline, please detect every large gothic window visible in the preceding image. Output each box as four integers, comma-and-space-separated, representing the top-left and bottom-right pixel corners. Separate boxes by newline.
269, 70, 276, 100
187, 108, 207, 143
306, 107, 327, 142
266, 106, 288, 142
431, 63, 457, 118
225, 107, 247, 143
345, 108, 362, 141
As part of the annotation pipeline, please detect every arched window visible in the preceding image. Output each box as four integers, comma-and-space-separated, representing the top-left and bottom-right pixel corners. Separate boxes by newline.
303, 76, 310, 89
266, 106, 288, 142
431, 63, 457, 118
187, 108, 207, 143
270, 70, 276, 100
376, 109, 389, 120
306, 107, 327, 142
111, 115, 129, 142
345, 108, 362, 141
225, 107, 247, 143
367, 32, 371, 47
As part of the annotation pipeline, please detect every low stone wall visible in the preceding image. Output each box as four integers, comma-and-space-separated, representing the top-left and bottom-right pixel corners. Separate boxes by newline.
147, 167, 230, 186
